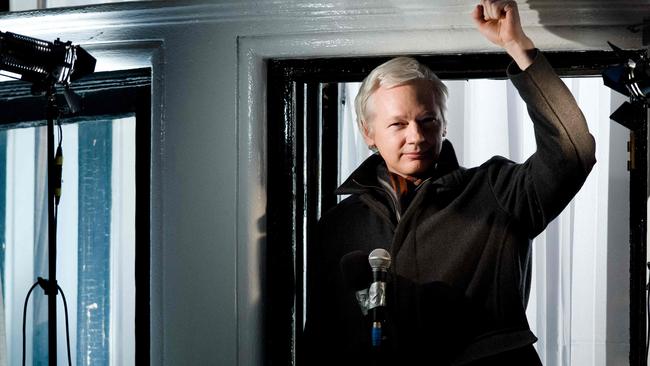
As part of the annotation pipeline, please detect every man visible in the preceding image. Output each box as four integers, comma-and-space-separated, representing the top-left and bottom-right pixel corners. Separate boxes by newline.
304, 1, 596, 365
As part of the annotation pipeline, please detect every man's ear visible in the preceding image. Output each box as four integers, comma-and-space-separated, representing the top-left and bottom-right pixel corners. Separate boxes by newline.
361, 122, 375, 147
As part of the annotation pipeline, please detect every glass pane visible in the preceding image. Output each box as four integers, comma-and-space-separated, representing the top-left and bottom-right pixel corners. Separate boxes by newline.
0, 115, 135, 366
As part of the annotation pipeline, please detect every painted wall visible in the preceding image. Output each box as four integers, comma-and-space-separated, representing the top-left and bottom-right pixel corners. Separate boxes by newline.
0, 1, 647, 365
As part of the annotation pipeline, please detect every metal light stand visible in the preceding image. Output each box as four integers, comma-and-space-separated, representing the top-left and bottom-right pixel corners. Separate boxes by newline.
603, 46, 650, 364
0, 30, 95, 366
45, 83, 59, 366
606, 84, 649, 366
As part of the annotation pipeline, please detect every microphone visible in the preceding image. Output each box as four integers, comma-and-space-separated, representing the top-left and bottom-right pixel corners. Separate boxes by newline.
340, 251, 372, 315
368, 248, 391, 348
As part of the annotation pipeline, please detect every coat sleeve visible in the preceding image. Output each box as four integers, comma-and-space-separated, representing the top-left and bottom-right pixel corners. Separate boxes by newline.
488, 50, 597, 237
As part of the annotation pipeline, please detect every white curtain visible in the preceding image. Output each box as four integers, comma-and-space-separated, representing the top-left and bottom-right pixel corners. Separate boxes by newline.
109, 117, 136, 366
339, 76, 629, 365
4, 127, 37, 366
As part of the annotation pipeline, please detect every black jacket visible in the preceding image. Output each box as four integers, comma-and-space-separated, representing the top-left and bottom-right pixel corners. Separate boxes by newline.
304, 52, 596, 365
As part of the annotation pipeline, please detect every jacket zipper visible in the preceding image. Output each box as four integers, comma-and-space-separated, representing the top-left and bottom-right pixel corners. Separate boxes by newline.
352, 178, 401, 222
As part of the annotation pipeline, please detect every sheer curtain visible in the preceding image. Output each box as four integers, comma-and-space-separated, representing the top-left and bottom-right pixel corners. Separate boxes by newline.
339, 75, 629, 365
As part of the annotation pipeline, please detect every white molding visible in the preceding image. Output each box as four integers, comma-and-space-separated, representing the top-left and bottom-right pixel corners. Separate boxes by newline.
0, 1, 648, 40
236, 37, 267, 366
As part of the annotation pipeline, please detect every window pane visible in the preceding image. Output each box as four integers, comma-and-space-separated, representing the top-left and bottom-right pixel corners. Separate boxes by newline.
0, 116, 135, 366
77, 119, 112, 365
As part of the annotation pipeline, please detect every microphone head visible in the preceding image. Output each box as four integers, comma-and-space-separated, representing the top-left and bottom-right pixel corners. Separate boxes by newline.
368, 248, 391, 271
340, 251, 372, 291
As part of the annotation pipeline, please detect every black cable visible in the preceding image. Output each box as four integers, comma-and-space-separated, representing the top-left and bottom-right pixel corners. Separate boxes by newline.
54, 115, 63, 205
21, 279, 72, 366
58, 284, 72, 366
22, 282, 39, 366
646, 261, 650, 363
57, 115, 63, 147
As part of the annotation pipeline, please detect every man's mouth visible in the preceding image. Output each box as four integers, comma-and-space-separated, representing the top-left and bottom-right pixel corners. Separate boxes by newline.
403, 151, 430, 160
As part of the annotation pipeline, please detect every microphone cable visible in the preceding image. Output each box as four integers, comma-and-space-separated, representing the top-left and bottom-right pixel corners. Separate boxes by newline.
21, 282, 38, 366
58, 283, 73, 366
21, 277, 73, 366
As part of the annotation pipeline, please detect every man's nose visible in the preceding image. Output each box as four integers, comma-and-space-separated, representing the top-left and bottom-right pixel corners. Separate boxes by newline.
406, 122, 426, 144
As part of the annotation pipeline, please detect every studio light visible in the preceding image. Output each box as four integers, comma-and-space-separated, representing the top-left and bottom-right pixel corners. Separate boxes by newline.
0, 31, 96, 93
602, 42, 649, 130
608, 100, 647, 131
602, 42, 650, 100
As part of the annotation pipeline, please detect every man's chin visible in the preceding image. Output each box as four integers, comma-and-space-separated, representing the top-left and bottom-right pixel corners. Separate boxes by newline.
401, 161, 434, 177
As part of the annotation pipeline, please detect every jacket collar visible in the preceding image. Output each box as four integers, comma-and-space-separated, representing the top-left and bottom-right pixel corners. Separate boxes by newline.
336, 139, 462, 195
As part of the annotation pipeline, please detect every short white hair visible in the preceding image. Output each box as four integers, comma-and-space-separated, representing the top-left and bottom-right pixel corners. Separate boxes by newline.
354, 56, 448, 136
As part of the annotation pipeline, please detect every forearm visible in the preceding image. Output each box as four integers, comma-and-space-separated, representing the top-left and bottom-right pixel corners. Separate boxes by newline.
509, 51, 596, 172
504, 36, 535, 71
490, 52, 596, 233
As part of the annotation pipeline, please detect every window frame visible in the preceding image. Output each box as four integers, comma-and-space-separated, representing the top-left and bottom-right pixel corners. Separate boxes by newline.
0, 68, 151, 366
266, 50, 648, 366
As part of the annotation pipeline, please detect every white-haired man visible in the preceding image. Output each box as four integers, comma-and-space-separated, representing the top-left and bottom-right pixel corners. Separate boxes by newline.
304, 1, 596, 365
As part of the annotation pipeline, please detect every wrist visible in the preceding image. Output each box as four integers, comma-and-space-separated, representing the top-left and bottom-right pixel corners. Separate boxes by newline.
504, 36, 535, 70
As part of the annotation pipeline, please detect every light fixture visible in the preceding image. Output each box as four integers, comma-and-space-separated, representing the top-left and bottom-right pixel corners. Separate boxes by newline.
602, 42, 649, 129
0, 31, 96, 93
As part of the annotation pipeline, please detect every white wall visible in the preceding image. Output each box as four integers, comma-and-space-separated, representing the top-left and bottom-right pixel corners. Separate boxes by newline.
0, 1, 647, 365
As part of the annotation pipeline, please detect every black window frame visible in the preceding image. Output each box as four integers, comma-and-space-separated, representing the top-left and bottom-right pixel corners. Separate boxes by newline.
0, 68, 152, 366
266, 50, 648, 366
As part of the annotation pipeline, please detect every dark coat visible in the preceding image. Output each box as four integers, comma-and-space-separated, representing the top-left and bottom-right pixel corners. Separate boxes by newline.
303, 52, 596, 366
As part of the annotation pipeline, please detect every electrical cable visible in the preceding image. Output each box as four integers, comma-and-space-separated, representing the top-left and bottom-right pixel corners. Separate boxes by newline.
56, 110, 63, 147
22, 282, 39, 366
54, 115, 63, 205
57, 114, 63, 146
646, 261, 650, 363
20, 279, 72, 366
58, 284, 72, 366
52, 190, 72, 366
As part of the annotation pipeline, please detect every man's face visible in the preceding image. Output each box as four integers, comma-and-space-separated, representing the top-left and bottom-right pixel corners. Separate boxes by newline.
363, 80, 445, 178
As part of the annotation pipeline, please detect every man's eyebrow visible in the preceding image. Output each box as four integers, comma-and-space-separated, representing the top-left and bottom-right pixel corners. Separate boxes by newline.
381, 110, 438, 120
381, 112, 408, 120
